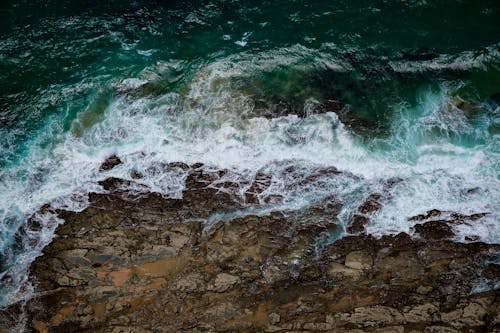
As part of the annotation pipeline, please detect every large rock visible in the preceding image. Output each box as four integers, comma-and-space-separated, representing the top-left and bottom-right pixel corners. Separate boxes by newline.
3, 165, 499, 333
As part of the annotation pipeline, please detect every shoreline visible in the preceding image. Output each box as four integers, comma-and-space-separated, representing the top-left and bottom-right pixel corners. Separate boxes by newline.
1, 163, 499, 332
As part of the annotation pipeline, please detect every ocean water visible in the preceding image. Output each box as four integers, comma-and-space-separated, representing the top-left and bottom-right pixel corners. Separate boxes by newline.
0, 0, 499, 307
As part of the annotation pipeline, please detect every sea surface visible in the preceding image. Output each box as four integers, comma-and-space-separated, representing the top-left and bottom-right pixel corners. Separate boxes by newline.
0, 0, 499, 307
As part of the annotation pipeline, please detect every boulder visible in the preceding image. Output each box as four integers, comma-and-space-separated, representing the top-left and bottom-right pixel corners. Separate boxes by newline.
99, 154, 122, 171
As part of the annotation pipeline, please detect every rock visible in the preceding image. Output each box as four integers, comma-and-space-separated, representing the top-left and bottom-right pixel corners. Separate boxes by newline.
302, 322, 333, 330
416, 286, 433, 295
4, 164, 498, 333
408, 209, 443, 222
413, 220, 455, 240
374, 326, 404, 333
211, 273, 240, 292
328, 262, 362, 279
99, 154, 122, 171
265, 325, 283, 332
440, 302, 488, 328
176, 273, 205, 293
349, 306, 404, 327
130, 170, 143, 179
269, 313, 281, 325
424, 326, 458, 333
358, 194, 383, 214
245, 172, 272, 204
401, 47, 438, 61
344, 251, 372, 270
347, 183, 401, 233
404, 303, 438, 323
347, 214, 370, 233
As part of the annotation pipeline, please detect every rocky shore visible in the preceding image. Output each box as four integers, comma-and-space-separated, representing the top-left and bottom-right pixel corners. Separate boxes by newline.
1, 163, 499, 332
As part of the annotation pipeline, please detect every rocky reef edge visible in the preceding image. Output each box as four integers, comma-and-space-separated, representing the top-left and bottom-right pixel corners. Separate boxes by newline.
1, 162, 499, 333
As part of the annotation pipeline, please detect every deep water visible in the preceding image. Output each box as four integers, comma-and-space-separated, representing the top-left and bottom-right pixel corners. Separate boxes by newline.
0, 0, 499, 307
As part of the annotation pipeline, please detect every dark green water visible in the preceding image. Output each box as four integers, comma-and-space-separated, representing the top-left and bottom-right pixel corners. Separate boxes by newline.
0, 0, 499, 307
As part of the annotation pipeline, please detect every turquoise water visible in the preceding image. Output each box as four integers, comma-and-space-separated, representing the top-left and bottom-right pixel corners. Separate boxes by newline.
0, 0, 499, 306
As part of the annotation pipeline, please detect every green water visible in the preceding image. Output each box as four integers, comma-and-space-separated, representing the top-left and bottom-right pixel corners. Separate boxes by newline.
1, 0, 499, 161
0, 0, 499, 307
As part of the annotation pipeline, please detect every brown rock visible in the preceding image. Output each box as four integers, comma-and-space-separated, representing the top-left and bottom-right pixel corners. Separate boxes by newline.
413, 220, 455, 240
99, 154, 122, 171
211, 273, 240, 292
344, 250, 373, 270
3, 165, 497, 333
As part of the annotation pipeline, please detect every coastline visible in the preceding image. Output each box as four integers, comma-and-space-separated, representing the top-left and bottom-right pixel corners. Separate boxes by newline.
2, 163, 498, 332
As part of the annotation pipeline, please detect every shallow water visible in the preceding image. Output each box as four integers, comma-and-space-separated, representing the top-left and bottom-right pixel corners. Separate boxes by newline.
0, 0, 499, 306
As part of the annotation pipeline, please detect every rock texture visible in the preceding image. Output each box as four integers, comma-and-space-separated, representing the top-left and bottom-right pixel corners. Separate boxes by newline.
1, 165, 499, 333
99, 155, 122, 171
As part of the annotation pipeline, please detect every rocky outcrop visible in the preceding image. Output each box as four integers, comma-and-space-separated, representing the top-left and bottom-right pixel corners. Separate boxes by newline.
408, 209, 490, 241
99, 155, 122, 171
2, 165, 499, 332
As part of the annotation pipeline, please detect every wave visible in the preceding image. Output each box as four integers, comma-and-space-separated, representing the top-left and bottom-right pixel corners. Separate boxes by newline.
0, 45, 499, 306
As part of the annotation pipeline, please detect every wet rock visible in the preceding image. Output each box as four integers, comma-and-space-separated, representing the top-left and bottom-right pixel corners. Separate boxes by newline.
347, 214, 370, 233
358, 194, 383, 214
384, 177, 404, 189
347, 193, 383, 234
130, 170, 143, 179
409, 210, 490, 241
346, 179, 405, 234
98, 177, 132, 191
167, 162, 190, 170
99, 154, 122, 171
245, 172, 272, 204
6, 164, 499, 333
250, 98, 294, 119
378, 232, 413, 248
413, 220, 455, 240
408, 209, 443, 222
321, 99, 345, 113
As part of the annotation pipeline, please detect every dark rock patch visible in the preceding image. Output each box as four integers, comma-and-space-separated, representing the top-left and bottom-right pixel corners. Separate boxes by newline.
408, 209, 443, 222
413, 220, 455, 240
99, 154, 122, 171
130, 170, 143, 179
